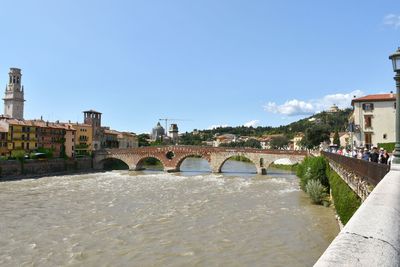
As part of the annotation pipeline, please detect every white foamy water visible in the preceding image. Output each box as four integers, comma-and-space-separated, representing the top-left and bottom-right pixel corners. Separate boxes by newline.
0, 159, 339, 266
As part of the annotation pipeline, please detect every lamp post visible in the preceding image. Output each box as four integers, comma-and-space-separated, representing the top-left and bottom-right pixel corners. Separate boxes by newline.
389, 47, 400, 166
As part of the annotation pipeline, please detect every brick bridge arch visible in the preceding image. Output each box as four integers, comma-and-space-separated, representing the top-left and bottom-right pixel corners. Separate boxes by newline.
94, 146, 307, 175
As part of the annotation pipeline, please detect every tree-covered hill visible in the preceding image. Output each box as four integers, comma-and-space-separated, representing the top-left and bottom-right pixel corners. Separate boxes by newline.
178, 108, 352, 145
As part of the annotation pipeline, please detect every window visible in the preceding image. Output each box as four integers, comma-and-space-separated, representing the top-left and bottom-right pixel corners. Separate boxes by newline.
362, 103, 374, 111
364, 115, 372, 128
383, 134, 387, 139
365, 133, 372, 146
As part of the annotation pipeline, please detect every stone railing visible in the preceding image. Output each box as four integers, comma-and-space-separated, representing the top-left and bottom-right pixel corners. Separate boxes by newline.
322, 151, 390, 200
314, 169, 400, 266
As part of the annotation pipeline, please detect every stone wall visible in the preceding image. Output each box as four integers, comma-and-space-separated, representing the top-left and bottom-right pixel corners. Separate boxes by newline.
0, 158, 93, 181
314, 169, 400, 266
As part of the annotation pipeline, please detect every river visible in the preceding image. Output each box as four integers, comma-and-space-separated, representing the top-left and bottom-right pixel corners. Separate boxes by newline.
0, 158, 339, 267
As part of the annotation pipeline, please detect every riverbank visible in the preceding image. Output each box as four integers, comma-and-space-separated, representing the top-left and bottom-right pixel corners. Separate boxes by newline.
296, 156, 361, 225
269, 163, 298, 172
0, 158, 93, 181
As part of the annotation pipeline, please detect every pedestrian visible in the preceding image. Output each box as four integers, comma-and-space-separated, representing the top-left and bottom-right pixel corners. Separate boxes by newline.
370, 147, 379, 163
380, 150, 389, 165
378, 148, 384, 163
362, 148, 371, 161
357, 149, 363, 159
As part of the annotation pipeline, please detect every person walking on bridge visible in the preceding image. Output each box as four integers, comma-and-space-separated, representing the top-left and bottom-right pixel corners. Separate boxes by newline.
362, 148, 371, 161
370, 147, 379, 163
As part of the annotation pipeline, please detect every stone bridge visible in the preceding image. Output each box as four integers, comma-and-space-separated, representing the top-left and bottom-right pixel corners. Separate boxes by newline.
93, 146, 308, 175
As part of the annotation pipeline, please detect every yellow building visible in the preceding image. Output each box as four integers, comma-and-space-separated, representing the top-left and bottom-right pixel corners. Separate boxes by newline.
70, 123, 93, 156
2, 119, 38, 154
0, 124, 8, 156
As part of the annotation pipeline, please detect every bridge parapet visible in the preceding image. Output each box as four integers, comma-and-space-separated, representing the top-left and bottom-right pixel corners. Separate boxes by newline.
314, 169, 400, 266
322, 151, 390, 201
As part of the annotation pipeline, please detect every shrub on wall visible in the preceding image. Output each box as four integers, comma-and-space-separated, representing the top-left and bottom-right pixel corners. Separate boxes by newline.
377, 142, 395, 152
297, 156, 329, 191
305, 179, 327, 204
326, 166, 361, 225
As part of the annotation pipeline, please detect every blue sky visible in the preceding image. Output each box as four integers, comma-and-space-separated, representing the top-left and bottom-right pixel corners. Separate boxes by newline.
0, 0, 399, 133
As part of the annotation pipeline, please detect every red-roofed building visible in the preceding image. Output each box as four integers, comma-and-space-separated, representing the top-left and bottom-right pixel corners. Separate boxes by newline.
350, 93, 396, 149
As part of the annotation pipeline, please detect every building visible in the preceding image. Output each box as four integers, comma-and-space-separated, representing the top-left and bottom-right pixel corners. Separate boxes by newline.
213, 134, 237, 147
3, 68, 25, 120
0, 119, 38, 154
327, 104, 340, 113
102, 128, 120, 148
168, 124, 179, 144
27, 120, 67, 157
71, 123, 93, 156
0, 124, 8, 156
83, 110, 102, 150
291, 133, 305, 150
118, 132, 138, 149
151, 122, 165, 141
350, 93, 396, 149
62, 123, 77, 158
329, 132, 350, 148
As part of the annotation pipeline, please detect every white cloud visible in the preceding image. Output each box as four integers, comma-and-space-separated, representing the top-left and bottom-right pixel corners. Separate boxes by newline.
208, 124, 229, 130
383, 14, 400, 29
244, 120, 260, 127
264, 90, 364, 116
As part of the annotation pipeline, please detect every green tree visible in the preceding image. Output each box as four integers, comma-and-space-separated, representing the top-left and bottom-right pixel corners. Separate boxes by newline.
244, 139, 261, 149
300, 125, 331, 149
333, 130, 340, 147
269, 136, 289, 149
138, 134, 150, 147
11, 150, 26, 162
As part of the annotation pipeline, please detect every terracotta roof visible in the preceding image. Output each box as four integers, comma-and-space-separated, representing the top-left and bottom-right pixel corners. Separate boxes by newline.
104, 129, 120, 135
0, 124, 8, 132
351, 93, 396, 105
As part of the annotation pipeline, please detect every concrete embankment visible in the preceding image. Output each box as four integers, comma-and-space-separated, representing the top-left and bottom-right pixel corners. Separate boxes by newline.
0, 158, 93, 181
314, 169, 400, 266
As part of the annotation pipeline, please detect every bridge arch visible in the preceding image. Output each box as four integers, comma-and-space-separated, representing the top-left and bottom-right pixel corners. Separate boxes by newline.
213, 153, 259, 174
135, 155, 165, 171
100, 157, 130, 170
176, 153, 211, 172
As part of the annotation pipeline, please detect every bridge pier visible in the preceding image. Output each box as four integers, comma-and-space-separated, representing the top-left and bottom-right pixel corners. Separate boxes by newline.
165, 167, 179, 173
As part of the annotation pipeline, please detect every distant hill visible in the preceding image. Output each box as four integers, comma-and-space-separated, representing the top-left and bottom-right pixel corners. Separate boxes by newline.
179, 109, 352, 145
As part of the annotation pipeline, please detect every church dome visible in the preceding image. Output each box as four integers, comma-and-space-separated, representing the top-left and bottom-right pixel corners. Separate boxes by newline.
152, 122, 165, 140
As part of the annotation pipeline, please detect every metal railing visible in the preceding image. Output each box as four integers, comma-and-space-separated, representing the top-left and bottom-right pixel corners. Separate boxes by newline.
321, 151, 390, 186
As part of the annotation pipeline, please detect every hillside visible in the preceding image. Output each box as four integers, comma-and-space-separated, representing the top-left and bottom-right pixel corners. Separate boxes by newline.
179, 108, 352, 145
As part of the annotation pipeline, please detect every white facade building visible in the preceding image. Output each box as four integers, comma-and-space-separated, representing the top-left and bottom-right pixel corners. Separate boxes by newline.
350, 93, 396, 149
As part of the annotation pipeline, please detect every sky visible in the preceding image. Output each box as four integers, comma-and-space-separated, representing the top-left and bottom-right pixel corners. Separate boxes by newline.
0, 0, 399, 134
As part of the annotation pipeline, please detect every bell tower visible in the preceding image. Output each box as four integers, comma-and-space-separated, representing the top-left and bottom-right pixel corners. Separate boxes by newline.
3, 68, 25, 120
